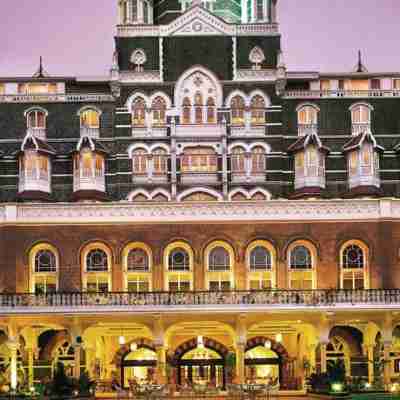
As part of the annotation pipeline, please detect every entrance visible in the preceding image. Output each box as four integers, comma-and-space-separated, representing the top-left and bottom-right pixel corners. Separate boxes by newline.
178, 347, 225, 388
245, 345, 281, 386
121, 347, 157, 388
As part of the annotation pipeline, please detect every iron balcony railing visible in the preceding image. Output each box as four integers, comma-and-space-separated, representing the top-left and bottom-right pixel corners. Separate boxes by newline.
1, 289, 400, 310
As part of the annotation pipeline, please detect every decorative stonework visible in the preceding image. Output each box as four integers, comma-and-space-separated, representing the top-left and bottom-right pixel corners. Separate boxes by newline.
119, 70, 162, 83
0, 94, 114, 103
249, 46, 266, 68
130, 49, 147, 70
0, 199, 397, 225
235, 69, 276, 82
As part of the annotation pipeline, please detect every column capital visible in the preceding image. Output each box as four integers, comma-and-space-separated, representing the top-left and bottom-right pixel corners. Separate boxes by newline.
7, 340, 20, 351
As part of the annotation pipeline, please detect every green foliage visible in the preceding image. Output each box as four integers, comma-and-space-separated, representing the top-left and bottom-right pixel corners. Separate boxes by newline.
47, 362, 73, 397
77, 370, 96, 396
328, 359, 346, 383
225, 352, 236, 370
307, 359, 347, 394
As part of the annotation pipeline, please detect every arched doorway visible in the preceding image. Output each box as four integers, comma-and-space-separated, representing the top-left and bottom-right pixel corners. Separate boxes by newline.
246, 336, 292, 388
172, 337, 229, 389
121, 346, 157, 388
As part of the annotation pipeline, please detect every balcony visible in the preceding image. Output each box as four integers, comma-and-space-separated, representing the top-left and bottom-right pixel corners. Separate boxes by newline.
27, 127, 46, 140
298, 123, 318, 137
80, 126, 100, 139
285, 89, 400, 99
1, 289, 399, 315
73, 173, 105, 193
19, 170, 51, 194
352, 123, 371, 136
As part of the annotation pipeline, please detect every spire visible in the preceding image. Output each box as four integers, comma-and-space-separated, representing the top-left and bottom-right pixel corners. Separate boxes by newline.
353, 50, 368, 73
33, 56, 50, 78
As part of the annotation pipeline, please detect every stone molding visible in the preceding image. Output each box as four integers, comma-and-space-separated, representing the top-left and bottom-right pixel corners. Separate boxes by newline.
0, 94, 114, 104
0, 198, 398, 225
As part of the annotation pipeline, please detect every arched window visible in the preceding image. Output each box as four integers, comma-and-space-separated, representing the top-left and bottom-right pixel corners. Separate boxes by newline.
27, 109, 46, 129
86, 249, 109, 272
30, 245, 58, 294
247, 241, 276, 290
251, 146, 266, 174
123, 244, 152, 292
82, 245, 112, 292
132, 149, 148, 175
182, 97, 191, 124
231, 96, 245, 125
153, 148, 168, 175
206, 242, 234, 291
152, 97, 166, 126
341, 242, 368, 289
132, 97, 146, 127
194, 92, 203, 124
168, 248, 190, 271
19, 150, 51, 194
350, 104, 372, 135
297, 105, 318, 136
80, 109, 100, 129
250, 246, 272, 270
256, 0, 264, 21
250, 95, 265, 125
181, 147, 218, 173
206, 97, 216, 123
288, 242, 316, 289
164, 243, 193, 292
231, 147, 246, 173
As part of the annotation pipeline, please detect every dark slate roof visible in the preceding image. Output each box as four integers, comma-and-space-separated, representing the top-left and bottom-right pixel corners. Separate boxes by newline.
74, 136, 109, 155
287, 131, 330, 154
343, 131, 384, 153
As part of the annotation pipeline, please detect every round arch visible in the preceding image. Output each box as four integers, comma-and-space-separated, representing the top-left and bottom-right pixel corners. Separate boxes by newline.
149, 91, 172, 109
249, 187, 272, 200
177, 187, 223, 202
127, 189, 151, 202
225, 90, 248, 108
125, 92, 151, 110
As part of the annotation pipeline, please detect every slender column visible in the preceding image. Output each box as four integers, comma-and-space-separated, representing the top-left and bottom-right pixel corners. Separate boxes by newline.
365, 345, 374, 384
320, 342, 327, 374
170, 118, 177, 200
383, 341, 392, 388
244, 111, 251, 131
221, 119, 228, 199
27, 347, 34, 389
308, 343, 317, 374
84, 344, 96, 378
236, 343, 245, 384
9, 340, 19, 391
155, 345, 167, 384
74, 344, 82, 379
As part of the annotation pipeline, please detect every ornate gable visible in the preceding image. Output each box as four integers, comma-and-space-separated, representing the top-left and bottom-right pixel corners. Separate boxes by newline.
164, 6, 233, 36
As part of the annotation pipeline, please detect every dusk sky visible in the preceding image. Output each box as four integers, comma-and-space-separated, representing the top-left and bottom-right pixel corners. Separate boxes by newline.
1, 0, 399, 76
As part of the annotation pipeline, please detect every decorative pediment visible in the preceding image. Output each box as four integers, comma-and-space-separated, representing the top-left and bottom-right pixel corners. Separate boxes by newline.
164, 6, 234, 36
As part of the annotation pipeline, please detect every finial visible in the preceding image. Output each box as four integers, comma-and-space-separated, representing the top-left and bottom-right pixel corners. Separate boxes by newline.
33, 56, 49, 78
353, 50, 368, 73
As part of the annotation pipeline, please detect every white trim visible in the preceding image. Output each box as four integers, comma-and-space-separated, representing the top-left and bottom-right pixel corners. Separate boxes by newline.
228, 188, 250, 200
177, 187, 224, 201
248, 142, 271, 152
127, 189, 151, 201
76, 105, 103, 117
249, 187, 272, 200
348, 102, 374, 112
150, 188, 171, 201
228, 142, 249, 152
176, 142, 220, 155
248, 89, 270, 107
295, 102, 320, 113
127, 143, 151, 157
149, 91, 172, 108
225, 90, 248, 107
125, 92, 151, 110
23, 106, 49, 118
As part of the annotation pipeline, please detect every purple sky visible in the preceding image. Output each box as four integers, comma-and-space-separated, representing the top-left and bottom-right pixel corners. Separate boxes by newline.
1, 0, 399, 76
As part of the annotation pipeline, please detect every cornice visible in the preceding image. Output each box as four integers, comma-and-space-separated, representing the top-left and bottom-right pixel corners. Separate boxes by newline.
0, 198, 398, 226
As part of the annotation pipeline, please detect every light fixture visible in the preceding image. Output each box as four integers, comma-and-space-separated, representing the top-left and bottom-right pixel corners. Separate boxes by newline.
264, 340, 271, 350
197, 335, 204, 349
130, 342, 138, 352
276, 333, 283, 343
119, 335, 125, 345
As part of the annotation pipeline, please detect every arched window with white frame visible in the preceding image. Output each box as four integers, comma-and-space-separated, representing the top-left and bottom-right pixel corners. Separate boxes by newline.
231, 147, 246, 175
251, 146, 266, 175
340, 241, 369, 289
206, 97, 216, 124
132, 97, 146, 127
151, 97, 167, 126
122, 243, 152, 292
287, 241, 317, 289
152, 147, 168, 175
205, 241, 234, 291
350, 103, 372, 136
82, 244, 112, 292
250, 95, 265, 125
246, 240, 276, 290
132, 148, 148, 176
164, 242, 194, 292
231, 96, 245, 126
297, 104, 319, 136
26, 108, 47, 139
80, 108, 100, 138
29, 244, 59, 294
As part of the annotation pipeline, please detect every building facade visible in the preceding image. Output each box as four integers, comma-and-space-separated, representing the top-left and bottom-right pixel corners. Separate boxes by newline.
1, 0, 400, 393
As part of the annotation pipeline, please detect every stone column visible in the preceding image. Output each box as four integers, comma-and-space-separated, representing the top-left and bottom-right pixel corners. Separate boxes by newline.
170, 119, 177, 200
221, 120, 228, 199
74, 344, 82, 379
26, 347, 35, 389
8, 340, 19, 391
365, 344, 374, 384
320, 342, 327, 374
84, 344, 96, 378
236, 343, 245, 384
155, 345, 167, 384
383, 341, 392, 388
308, 343, 317, 374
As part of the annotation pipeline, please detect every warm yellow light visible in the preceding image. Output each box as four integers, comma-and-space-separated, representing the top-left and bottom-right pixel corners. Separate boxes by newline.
331, 383, 343, 392
130, 342, 138, 351
197, 335, 204, 349
119, 335, 125, 345
276, 333, 283, 343
264, 340, 271, 349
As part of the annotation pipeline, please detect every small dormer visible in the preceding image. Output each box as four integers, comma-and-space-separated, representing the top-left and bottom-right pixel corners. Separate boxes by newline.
288, 131, 329, 198
343, 131, 383, 197
72, 137, 108, 201
18, 134, 56, 201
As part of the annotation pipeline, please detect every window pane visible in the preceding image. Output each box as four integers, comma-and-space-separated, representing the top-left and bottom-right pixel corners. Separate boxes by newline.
169, 249, 190, 271
290, 246, 312, 269
209, 247, 230, 271
86, 249, 109, 271
342, 245, 364, 269
35, 250, 57, 272
250, 246, 271, 270
127, 249, 149, 271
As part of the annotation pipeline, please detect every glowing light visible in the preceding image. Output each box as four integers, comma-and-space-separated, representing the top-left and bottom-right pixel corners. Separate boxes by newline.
264, 340, 271, 349
331, 383, 343, 393
197, 335, 204, 349
276, 333, 283, 343
130, 342, 138, 352
391, 383, 399, 392
365, 382, 371, 389
119, 335, 125, 345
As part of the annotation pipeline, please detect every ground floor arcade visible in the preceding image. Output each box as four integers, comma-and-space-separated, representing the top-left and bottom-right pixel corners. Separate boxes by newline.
0, 309, 399, 393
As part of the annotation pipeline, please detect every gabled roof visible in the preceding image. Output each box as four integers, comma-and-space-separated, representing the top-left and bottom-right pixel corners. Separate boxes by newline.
343, 131, 384, 153
20, 134, 56, 155
287, 131, 330, 154
75, 136, 109, 154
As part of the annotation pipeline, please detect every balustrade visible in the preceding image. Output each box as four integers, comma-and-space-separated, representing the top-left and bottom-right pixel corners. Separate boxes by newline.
1, 289, 400, 312
285, 89, 400, 99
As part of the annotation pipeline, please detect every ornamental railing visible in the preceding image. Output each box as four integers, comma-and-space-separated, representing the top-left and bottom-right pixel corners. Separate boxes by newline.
284, 89, 400, 99
0, 94, 114, 103
1, 289, 400, 312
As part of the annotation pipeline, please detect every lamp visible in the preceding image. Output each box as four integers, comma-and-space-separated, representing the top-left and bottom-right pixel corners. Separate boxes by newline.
130, 342, 138, 352
197, 335, 204, 349
119, 335, 125, 345
264, 340, 271, 350
276, 333, 283, 343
